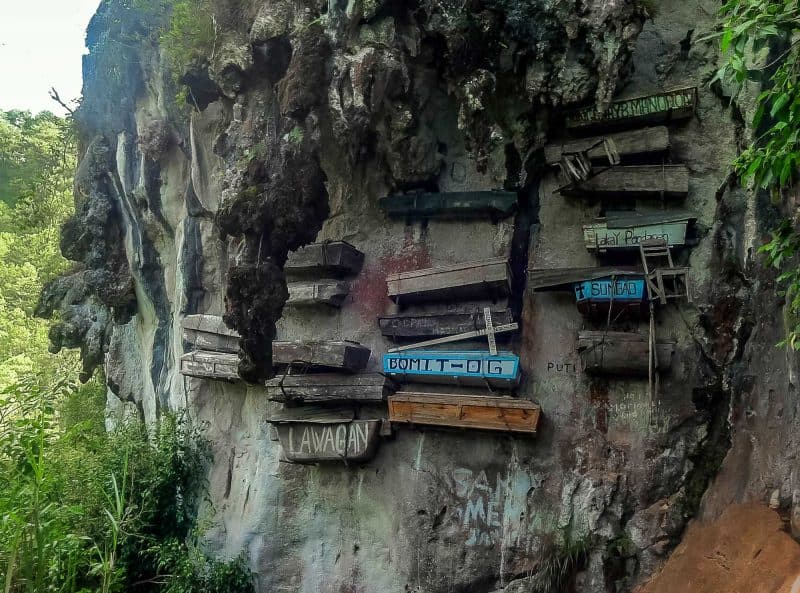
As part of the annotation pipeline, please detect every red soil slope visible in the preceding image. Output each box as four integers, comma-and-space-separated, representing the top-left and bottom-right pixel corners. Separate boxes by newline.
637, 504, 800, 593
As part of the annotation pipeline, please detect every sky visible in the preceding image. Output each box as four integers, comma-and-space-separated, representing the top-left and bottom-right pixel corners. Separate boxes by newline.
0, 0, 101, 115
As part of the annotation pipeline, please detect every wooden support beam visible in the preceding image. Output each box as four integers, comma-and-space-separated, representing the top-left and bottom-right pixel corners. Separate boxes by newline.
389, 393, 540, 434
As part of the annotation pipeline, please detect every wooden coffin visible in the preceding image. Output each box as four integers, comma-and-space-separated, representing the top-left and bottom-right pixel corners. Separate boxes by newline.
182, 314, 239, 353
180, 351, 239, 381
566, 86, 697, 132
264, 373, 396, 404
383, 350, 520, 388
577, 331, 676, 375
285, 241, 364, 276
379, 309, 515, 340
544, 126, 670, 165
528, 267, 642, 292
574, 276, 647, 318
273, 341, 370, 372
387, 258, 511, 305
286, 281, 350, 307
388, 393, 540, 435
379, 190, 517, 220
268, 409, 381, 463
561, 165, 689, 199
583, 210, 696, 253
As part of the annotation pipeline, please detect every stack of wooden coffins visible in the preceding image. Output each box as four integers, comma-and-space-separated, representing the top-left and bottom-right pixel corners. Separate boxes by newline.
376, 252, 540, 436
529, 87, 697, 378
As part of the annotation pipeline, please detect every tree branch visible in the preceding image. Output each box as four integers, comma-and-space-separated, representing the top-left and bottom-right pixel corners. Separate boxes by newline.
48, 88, 75, 115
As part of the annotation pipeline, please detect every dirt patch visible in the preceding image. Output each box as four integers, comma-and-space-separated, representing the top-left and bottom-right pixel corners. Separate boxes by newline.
636, 504, 800, 593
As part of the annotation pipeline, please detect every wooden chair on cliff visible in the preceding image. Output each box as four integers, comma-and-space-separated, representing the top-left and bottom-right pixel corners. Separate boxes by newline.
557, 138, 621, 186
639, 239, 691, 305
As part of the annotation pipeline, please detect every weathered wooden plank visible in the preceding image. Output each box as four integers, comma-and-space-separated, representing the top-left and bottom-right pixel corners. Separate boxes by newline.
583, 219, 690, 252
528, 267, 642, 292
285, 241, 364, 276
566, 87, 697, 132
544, 126, 670, 165
180, 351, 239, 381
577, 331, 676, 375
379, 309, 516, 340
268, 418, 382, 463
273, 341, 370, 372
379, 191, 518, 220
389, 393, 540, 434
286, 281, 350, 307
383, 350, 520, 388
265, 373, 396, 403
182, 315, 239, 353
387, 258, 511, 305
561, 165, 689, 198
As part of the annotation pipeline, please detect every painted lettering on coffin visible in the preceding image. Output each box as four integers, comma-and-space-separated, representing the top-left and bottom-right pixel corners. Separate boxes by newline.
574, 278, 645, 302
575, 90, 693, 123
383, 351, 519, 379
287, 423, 371, 457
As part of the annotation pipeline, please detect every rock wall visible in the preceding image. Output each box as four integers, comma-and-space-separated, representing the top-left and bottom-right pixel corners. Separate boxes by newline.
41, 0, 800, 591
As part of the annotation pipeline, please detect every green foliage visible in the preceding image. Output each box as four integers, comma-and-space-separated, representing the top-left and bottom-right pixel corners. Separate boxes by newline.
714, 1, 800, 347
159, 0, 216, 82
0, 111, 79, 388
525, 529, 594, 593
0, 378, 254, 593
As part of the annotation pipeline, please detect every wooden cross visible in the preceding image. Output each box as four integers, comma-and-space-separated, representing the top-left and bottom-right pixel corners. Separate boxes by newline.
387, 308, 518, 353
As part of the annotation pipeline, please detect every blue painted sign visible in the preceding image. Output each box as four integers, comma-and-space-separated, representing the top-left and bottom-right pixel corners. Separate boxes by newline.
573, 277, 645, 303
382, 350, 520, 387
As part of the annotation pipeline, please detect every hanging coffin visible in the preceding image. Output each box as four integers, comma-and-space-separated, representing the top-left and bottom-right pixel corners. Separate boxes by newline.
379, 309, 516, 340
544, 126, 670, 166
379, 190, 517, 220
285, 241, 364, 277
583, 210, 696, 253
267, 409, 382, 463
180, 351, 239, 381
574, 275, 647, 318
577, 331, 676, 376
182, 315, 239, 353
286, 281, 350, 307
386, 258, 511, 305
272, 341, 370, 372
528, 267, 642, 292
382, 351, 520, 388
264, 373, 396, 404
561, 165, 689, 199
388, 393, 540, 434
566, 86, 697, 132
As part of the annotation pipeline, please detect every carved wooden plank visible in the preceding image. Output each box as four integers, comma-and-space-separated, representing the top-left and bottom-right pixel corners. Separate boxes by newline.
389, 393, 540, 434
383, 350, 520, 388
265, 373, 396, 403
182, 315, 239, 353
386, 258, 511, 305
544, 126, 670, 165
528, 267, 642, 292
273, 341, 370, 372
562, 165, 689, 198
285, 241, 364, 276
180, 351, 239, 381
577, 331, 676, 375
583, 210, 695, 252
286, 281, 350, 307
566, 87, 697, 131
379, 191, 517, 220
268, 416, 382, 463
379, 309, 516, 340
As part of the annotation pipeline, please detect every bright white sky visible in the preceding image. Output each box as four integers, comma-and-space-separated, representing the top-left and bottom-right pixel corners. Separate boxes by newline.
0, 0, 101, 115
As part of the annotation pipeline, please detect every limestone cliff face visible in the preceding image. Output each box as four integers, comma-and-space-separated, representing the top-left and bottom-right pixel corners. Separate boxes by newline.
41, 0, 800, 591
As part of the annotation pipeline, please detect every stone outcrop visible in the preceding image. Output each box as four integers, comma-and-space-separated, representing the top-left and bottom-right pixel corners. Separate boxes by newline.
38, 0, 800, 591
